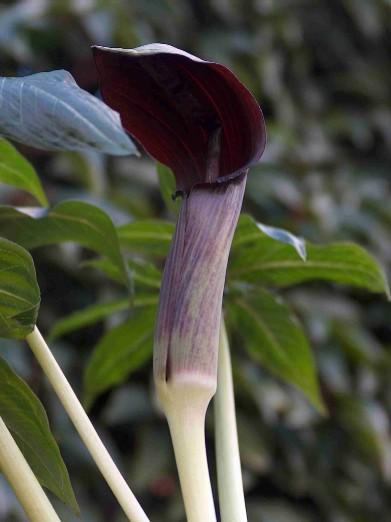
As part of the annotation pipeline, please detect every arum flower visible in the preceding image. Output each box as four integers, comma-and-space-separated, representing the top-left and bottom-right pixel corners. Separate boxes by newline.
93, 43, 266, 522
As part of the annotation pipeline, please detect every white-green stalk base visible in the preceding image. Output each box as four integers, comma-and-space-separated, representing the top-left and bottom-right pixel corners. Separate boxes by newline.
157, 375, 217, 522
0, 416, 61, 522
26, 326, 149, 522
215, 321, 247, 522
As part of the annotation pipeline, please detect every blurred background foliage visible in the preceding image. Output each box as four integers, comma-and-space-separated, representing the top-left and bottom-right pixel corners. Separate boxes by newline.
0, 0, 390, 521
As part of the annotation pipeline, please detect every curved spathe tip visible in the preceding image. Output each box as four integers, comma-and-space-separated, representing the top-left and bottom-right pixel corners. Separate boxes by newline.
92, 43, 266, 193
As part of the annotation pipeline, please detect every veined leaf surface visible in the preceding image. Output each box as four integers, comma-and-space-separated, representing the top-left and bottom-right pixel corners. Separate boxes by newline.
0, 356, 78, 512
0, 237, 39, 339
0, 70, 137, 155
226, 289, 325, 412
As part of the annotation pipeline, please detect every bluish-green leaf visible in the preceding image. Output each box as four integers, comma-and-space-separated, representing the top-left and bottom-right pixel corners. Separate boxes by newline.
226, 290, 325, 412
0, 70, 137, 155
83, 306, 156, 407
0, 237, 40, 339
0, 356, 78, 512
0, 139, 48, 206
0, 201, 129, 286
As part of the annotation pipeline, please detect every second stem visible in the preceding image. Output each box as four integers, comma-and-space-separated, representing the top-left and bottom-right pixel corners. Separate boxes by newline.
26, 326, 149, 522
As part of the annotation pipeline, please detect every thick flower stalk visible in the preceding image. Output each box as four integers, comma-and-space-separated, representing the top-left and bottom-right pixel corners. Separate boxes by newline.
93, 43, 266, 521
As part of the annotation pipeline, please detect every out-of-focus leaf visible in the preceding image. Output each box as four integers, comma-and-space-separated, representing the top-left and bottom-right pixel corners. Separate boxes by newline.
0, 356, 78, 512
336, 396, 389, 466
117, 220, 174, 256
156, 163, 180, 214
0, 237, 40, 339
82, 257, 127, 285
230, 224, 389, 294
247, 500, 314, 522
0, 139, 48, 206
0, 201, 129, 286
226, 289, 325, 412
0, 70, 137, 155
333, 321, 384, 366
84, 257, 162, 289
83, 306, 156, 407
233, 214, 306, 260
127, 258, 162, 289
50, 294, 158, 339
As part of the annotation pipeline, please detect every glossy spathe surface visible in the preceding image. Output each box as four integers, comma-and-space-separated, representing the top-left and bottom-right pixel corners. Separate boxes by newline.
93, 44, 266, 193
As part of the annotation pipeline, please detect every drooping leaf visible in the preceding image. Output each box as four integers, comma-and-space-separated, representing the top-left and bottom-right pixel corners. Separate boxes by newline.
50, 294, 158, 340
0, 139, 48, 206
0, 356, 78, 512
83, 306, 156, 408
0, 201, 129, 286
156, 163, 180, 214
226, 289, 325, 412
0, 237, 40, 339
230, 215, 388, 295
0, 70, 137, 155
117, 219, 175, 257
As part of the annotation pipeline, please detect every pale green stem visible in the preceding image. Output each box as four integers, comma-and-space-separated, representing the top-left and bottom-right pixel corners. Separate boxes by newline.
26, 326, 150, 522
0, 416, 61, 522
215, 320, 248, 522
157, 376, 217, 522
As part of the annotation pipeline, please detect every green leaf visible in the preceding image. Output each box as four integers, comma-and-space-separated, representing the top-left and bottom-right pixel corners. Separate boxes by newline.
83, 257, 162, 289
83, 306, 156, 407
336, 395, 386, 465
233, 214, 306, 259
82, 257, 127, 285
156, 163, 180, 214
0, 356, 78, 512
127, 258, 162, 289
0, 139, 48, 206
0, 201, 129, 286
117, 219, 174, 257
226, 290, 325, 412
0, 237, 40, 339
50, 294, 158, 340
230, 216, 389, 295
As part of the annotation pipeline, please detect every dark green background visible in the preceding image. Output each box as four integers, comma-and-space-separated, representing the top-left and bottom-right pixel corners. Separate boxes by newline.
0, 1, 390, 521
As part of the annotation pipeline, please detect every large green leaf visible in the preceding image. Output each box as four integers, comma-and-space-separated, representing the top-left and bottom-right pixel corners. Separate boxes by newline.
0, 356, 78, 512
230, 215, 388, 294
0, 238, 40, 339
226, 290, 325, 412
0, 201, 129, 286
83, 306, 156, 407
0, 139, 48, 206
117, 220, 174, 257
50, 294, 158, 340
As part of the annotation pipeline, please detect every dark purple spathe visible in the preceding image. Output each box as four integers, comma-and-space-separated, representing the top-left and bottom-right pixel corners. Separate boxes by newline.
92, 44, 266, 386
92, 43, 266, 193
